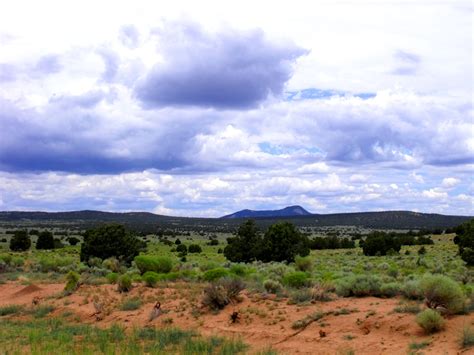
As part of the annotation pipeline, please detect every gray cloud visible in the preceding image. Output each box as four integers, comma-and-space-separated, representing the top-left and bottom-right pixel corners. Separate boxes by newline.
0, 63, 17, 82
134, 22, 309, 109
119, 25, 140, 48
49, 90, 107, 108
33, 54, 62, 75
0, 54, 62, 82
0, 98, 216, 174
392, 50, 421, 76
97, 47, 120, 82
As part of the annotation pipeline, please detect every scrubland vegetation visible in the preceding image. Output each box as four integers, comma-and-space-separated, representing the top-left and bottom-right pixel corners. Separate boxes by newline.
0, 218, 473, 354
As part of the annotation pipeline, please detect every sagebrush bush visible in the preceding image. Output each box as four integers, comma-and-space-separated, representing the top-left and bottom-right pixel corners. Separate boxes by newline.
379, 282, 401, 298
102, 257, 120, 272
461, 326, 474, 348
295, 256, 312, 272
230, 264, 248, 276
106, 272, 119, 284
387, 267, 399, 278
134, 255, 173, 274
143, 271, 160, 287
416, 309, 445, 333
402, 280, 423, 300
282, 271, 311, 289
11, 256, 24, 268
310, 284, 333, 302
64, 271, 80, 293
117, 274, 132, 292
203, 267, 230, 281
335, 274, 381, 297
37, 256, 75, 273
202, 278, 245, 310
0, 254, 12, 265
289, 289, 313, 304
420, 274, 465, 314
263, 279, 282, 294
87, 257, 102, 267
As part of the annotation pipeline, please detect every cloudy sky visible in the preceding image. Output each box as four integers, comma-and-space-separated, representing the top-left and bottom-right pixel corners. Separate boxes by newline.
0, 0, 472, 217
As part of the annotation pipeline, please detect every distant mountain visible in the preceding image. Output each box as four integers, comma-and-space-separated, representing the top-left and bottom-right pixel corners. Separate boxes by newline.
221, 205, 312, 219
0, 209, 470, 233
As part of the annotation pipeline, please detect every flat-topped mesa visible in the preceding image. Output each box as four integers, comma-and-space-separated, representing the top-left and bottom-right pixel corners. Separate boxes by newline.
221, 205, 312, 219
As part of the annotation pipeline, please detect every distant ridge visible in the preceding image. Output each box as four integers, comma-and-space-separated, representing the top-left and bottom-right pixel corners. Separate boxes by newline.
0, 209, 470, 232
221, 205, 312, 219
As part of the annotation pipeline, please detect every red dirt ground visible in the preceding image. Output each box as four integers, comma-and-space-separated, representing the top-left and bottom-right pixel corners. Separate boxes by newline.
1, 282, 473, 354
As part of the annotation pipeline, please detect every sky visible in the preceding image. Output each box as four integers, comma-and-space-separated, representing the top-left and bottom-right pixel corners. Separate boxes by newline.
0, 0, 472, 217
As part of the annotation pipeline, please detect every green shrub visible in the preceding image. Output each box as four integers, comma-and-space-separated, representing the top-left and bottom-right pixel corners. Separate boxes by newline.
80, 224, 145, 265
402, 280, 423, 300
420, 274, 465, 314
64, 271, 80, 293
143, 271, 160, 287
134, 255, 173, 274
283, 272, 310, 289
0, 254, 12, 265
379, 282, 401, 298
37, 256, 75, 272
131, 274, 143, 282
36, 231, 55, 250
117, 274, 132, 292
9, 231, 31, 252
416, 309, 445, 333
176, 244, 187, 253
67, 236, 80, 246
454, 219, 474, 265
460, 326, 474, 348
295, 256, 312, 272
263, 279, 282, 294
418, 246, 427, 255
230, 264, 247, 277
203, 268, 230, 281
188, 244, 202, 253
258, 222, 310, 263
102, 257, 120, 272
362, 232, 401, 256
387, 267, 399, 278
87, 257, 102, 267
335, 274, 381, 297
224, 220, 261, 263
11, 256, 24, 267
199, 261, 219, 272
106, 272, 119, 284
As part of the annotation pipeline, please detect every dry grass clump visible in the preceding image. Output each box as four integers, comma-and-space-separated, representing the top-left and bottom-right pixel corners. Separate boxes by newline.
202, 278, 245, 311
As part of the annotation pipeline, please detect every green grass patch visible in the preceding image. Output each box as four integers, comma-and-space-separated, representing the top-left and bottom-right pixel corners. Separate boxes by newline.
0, 318, 249, 354
0, 304, 24, 316
119, 297, 142, 311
